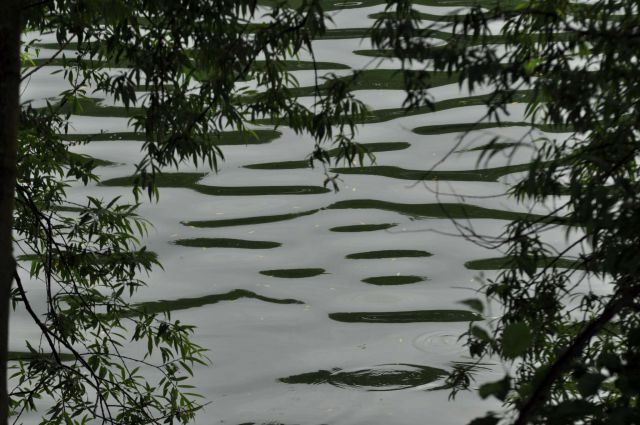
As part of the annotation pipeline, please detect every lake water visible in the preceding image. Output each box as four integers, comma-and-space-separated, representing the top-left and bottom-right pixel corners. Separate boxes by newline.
12, 3, 579, 424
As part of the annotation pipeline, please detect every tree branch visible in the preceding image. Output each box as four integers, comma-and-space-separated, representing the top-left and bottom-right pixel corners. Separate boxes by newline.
514, 284, 640, 425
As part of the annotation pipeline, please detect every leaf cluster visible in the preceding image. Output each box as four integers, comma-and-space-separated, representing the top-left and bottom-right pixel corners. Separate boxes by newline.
371, 0, 640, 423
11, 1, 372, 424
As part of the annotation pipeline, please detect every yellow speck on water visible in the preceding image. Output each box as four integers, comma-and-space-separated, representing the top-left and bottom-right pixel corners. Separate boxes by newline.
391, 258, 396, 261
314, 224, 319, 227
170, 233, 178, 237
352, 187, 356, 191
264, 284, 271, 288
330, 287, 336, 291
189, 225, 195, 228
248, 230, 255, 234
202, 247, 207, 251
215, 212, 224, 215
398, 338, 404, 343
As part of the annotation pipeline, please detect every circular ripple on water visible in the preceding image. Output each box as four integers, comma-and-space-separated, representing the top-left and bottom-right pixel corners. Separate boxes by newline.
412, 330, 466, 356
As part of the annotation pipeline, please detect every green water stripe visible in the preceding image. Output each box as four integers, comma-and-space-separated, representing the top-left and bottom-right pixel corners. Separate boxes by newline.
329, 223, 397, 232
368, 11, 462, 22
102, 172, 205, 187
353, 30, 573, 54
331, 163, 531, 182
63, 129, 281, 145
42, 70, 464, 121
254, 91, 534, 126
45, 78, 523, 125
413, 122, 572, 135
328, 199, 558, 222
100, 172, 330, 196
329, 309, 481, 323
287, 70, 460, 97
362, 91, 533, 124
465, 256, 581, 270
259, 268, 326, 278
361, 275, 426, 285
192, 185, 330, 196
173, 238, 281, 249
346, 249, 432, 259
17, 250, 158, 266
182, 209, 320, 228
244, 142, 411, 170
244, 160, 309, 170
135, 289, 304, 314
28, 57, 349, 71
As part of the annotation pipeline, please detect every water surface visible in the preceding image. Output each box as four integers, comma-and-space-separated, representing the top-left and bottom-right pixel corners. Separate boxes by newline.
11, 4, 588, 425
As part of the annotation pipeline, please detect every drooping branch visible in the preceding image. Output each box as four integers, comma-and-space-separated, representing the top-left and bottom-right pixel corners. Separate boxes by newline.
514, 284, 640, 425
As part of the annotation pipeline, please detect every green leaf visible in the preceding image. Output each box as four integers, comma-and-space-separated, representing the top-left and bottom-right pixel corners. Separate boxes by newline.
470, 325, 491, 342
468, 415, 500, 425
598, 352, 622, 373
549, 400, 597, 424
501, 322, 532, 359
523, 58, 541, 75
459, 298, 484, 313
577, 373, 605, 397
479, 376, 511, 401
